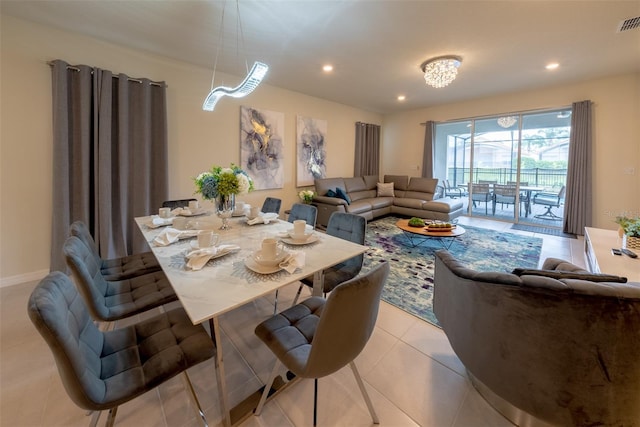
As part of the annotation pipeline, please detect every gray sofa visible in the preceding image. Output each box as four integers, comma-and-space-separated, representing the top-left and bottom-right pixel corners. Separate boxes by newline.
433, 249, 640, 427
312, 174, 463, 227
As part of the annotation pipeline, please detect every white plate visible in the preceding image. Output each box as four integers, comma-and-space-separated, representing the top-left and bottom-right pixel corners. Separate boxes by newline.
244, 257, 282, 274
178, 208, 208, 217
253, 249, 288, 266
282, 234, 319, 245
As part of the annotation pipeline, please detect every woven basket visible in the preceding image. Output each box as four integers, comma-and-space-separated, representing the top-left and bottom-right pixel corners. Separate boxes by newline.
622, 235, 640, 250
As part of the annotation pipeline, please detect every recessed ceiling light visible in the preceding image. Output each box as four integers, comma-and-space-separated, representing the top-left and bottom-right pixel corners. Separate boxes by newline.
322, 64, 333, 72
397, 95, 406, 101
545, 63, 560, 70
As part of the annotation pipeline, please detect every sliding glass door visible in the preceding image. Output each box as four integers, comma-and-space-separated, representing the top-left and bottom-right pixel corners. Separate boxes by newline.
434, 108, 571, 226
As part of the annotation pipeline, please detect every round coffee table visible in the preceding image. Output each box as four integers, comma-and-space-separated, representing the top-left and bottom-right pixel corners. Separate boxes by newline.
395, 219, 466, 249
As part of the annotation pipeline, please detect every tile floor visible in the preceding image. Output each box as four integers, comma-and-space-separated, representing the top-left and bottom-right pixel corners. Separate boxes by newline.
0, 216, 585, 427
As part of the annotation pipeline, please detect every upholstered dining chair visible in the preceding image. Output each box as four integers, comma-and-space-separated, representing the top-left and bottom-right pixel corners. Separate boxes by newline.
254, 261, 390, 426
28, 271, 214, 427
261, 197, 282, 215
469, 183, 492, 215
69, 221, 161, 281
162, 198, 197, 209
287, 203, 318, 229
492, 184, 519, 216
292, 212, 366, 305
63, 235, 178, 323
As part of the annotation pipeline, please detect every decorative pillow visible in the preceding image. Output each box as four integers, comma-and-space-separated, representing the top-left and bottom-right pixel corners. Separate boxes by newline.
326, 189, 337, 197
377, 182, 395, 197
512, 268, 628, 283
335, 188, 351, 205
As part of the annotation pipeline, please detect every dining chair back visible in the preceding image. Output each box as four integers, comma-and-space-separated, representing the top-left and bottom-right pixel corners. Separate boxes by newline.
254, 261, 390, 426
63, 235, 177, 322
162, 198, 197, 209
69, 221, 161, 281
470, 183, 492, 214
261, 197, 282, 215
288, 203, 318, 229
28, 271, 214, 427
492, 184, 518, 215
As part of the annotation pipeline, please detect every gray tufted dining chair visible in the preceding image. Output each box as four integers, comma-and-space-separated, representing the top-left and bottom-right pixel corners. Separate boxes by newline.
261, 197, 282, 215
28, 271, 215, 427
254, 261, 389, 426
70, 221, 161, 281
287, 203, 318, 229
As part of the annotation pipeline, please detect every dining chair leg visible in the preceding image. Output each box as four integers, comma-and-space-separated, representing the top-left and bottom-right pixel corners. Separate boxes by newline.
182, 372, 208, 427
89, 410, 102, 427
255, 359, 282, 416
313, 378, 318, 426
273, 290, 279, 315
105, 407, 118, 427
349, 361, 379, 424
292, 283, 303, 306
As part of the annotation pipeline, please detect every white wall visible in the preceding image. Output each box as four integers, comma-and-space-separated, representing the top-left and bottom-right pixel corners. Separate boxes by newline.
0, 15, 382, 284
382, 73, 640, 231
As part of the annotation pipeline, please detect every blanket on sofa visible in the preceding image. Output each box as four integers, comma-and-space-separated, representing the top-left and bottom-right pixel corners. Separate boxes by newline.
362, 216, 543, 326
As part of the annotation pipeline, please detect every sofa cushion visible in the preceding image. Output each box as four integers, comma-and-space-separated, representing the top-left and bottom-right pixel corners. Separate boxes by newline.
512, 268, 628, 283
393, 198, 425, 209
346, 199, 371, 214
423, 199, 463, 213
315, 178, 345, 196
377, 182, 395, 197
370, 197, 394, 209
363, 175, 378, 190
350, 189, 377, 202
344, 177, 367, 193
335, 188, 351, 204
384, 175, 409, 191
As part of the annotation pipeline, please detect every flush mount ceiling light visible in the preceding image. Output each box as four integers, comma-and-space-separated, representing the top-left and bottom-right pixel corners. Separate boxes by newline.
420, 55, 462, 88
202, 0, 269, 111
497, 116, 518, 128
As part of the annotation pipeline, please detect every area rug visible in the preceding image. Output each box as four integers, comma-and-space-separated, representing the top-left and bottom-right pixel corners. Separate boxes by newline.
362, 216, 543, 326
510, 223, 577, 238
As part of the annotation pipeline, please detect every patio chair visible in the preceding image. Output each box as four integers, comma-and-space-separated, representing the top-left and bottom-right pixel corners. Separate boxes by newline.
443, 180, 467, 198
492, 184, 518, 216
533, 186, 566, 220
470, 183, 492, 215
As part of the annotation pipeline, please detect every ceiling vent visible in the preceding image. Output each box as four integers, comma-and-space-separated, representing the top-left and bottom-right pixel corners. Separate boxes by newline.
617, 16, 640, 32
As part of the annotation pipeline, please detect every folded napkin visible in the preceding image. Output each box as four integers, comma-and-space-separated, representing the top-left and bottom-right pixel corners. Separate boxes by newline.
279, 251, 306, 274
147, 216, 174, 228
186, 244, 241, 270
153, 227, 198, 246
247, 213, 278, 225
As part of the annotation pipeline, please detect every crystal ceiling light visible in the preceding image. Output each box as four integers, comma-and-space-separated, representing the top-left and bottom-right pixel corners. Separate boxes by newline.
497, 116, 518, 128
420, 55, 462, 88
202, 1, 268, 111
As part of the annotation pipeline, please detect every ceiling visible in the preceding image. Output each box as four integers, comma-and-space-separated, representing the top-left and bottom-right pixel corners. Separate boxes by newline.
2, 1, 639, 114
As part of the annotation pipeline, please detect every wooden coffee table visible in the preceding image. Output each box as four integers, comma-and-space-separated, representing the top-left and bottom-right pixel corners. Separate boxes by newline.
396, 219, 466, 249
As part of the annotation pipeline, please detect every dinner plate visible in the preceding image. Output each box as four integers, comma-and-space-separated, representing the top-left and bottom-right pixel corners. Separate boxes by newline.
281, 234, 319, 245
178, 208, 208, 217
244, 257, 282, 274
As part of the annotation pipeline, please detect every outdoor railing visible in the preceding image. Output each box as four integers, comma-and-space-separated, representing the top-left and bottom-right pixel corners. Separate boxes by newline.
448, 167, 566, 190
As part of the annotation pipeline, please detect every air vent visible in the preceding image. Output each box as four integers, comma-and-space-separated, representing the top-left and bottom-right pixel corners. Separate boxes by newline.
617, 16, 640, 32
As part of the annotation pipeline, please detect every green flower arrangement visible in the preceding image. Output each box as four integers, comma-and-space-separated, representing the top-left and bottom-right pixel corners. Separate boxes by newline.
194, 163, 254, 200
298, 189, 315, 204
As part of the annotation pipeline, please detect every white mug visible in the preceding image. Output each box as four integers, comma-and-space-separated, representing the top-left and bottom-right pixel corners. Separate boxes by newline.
261, 238, 279, 260
197, 230, 218, 248
235, 201, 245, 213
249, 206, 261, 219
159, 207, 171, 218
293, 219, 306, 237
173, 217, 188, 230
188, 200, 199, 211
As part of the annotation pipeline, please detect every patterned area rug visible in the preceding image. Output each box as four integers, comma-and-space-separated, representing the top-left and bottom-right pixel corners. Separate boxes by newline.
362, 216, 543, 326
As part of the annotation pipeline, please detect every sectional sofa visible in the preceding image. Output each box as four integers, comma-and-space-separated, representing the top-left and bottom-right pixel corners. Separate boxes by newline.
312, 174, 463, 227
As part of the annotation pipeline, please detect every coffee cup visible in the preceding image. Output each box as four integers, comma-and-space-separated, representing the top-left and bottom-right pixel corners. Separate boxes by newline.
188, 200, 199, 211
261, 238, 279, 260
159, 207, 171, 218
293, 220, 306, 237
249, 206, 261, 219
197, 230, 218, 248
173, 217, 188, 230
234, 201, 245, 214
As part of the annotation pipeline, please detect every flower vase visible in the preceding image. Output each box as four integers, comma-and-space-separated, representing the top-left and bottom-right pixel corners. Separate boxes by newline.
216, 194, 235, 230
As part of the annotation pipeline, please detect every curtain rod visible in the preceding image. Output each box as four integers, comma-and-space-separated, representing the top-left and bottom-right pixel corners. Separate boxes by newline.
47, 61, 167, 88
419, 104, 574, 125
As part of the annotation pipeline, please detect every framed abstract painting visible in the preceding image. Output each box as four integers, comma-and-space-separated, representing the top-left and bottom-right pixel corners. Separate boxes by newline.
296, 116, 327, 186
240, 106, 285, 190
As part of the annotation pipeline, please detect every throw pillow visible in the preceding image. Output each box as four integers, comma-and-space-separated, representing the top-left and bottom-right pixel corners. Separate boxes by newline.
335, 188, 351, 205
512, 268, 627, 283
377, 182, 395, 197
326, 189, 337, 198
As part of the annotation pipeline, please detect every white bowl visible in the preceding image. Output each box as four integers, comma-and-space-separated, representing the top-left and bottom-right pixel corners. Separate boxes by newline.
253, 249, 288, 267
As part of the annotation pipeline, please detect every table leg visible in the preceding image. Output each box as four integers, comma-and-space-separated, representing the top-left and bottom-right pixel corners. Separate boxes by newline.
210, 317, 231, 427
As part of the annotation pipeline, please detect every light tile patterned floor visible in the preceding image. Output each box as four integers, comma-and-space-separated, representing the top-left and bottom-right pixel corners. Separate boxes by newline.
0, 216, 585, 427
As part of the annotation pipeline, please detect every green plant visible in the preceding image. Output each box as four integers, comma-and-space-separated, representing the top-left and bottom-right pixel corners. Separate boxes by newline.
194, 163, 254, 200
615, 216, 640, 238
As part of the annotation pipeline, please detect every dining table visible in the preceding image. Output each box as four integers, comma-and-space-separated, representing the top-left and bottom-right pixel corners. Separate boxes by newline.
134, 212, 369, 426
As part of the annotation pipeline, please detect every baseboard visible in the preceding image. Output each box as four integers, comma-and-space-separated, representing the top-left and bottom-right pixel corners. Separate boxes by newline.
0, 269, 49, 288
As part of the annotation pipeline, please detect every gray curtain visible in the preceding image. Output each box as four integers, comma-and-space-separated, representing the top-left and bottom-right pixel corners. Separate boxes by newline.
422, 120, 434, 178
50, 60, 168, 272
563, 100, 592, 235
354, 122, 380, 176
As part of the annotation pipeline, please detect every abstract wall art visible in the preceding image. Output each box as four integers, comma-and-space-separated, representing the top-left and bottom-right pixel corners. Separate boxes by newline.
296, 116, 327, 186
240, 106, 285, 190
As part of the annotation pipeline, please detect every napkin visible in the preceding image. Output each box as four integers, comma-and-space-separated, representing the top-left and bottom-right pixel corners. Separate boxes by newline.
147, 216, 174, 228
247, 213, 278, 225
153, 227, 198, 246
279, 250, 306, 274
186, 244, 241, 270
